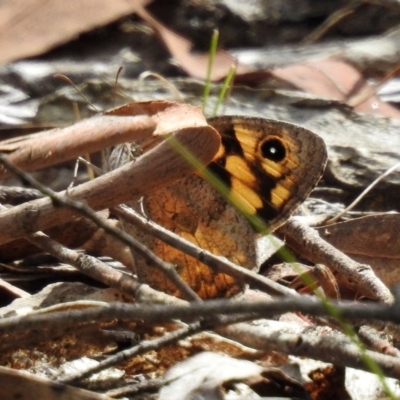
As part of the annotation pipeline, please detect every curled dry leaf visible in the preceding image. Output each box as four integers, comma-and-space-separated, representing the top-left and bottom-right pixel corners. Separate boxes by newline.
266, 262, 340, 299
291, 264, 340, 299
0, 100, 212, 179
0, 101, 221, 245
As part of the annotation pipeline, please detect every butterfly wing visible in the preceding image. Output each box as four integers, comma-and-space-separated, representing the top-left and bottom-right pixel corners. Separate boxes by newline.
208, 116, 327, 230
130, 174, 257, 299
119, 116, 326, 299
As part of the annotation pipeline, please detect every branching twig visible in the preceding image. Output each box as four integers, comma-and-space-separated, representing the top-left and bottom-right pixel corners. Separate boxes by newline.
2, 296, 400, 378
278, 219, 393, 303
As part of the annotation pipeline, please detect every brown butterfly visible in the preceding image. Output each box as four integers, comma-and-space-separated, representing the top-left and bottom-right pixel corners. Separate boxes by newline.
110, 115, 327, 299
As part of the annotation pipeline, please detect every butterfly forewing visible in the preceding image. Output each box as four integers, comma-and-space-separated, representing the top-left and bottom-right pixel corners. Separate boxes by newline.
109, 115, 327, 299
207, 116, 327, 230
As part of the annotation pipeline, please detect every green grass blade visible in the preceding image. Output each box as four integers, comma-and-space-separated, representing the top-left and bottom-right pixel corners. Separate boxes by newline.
202, 30, 219, 110
213, 64, 236, 116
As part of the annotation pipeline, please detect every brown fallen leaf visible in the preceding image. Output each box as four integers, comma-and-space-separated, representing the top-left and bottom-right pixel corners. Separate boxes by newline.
0, 0, 254, 80
0, 100, 209, 178
133, 2, 254, 81
0, 0, 153, 66
272, 59, 400, 119
0, 114, 156, 178
318, 213, 400, 287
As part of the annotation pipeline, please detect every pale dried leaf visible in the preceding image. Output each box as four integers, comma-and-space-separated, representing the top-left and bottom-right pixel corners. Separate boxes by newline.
160, 352, 264, 400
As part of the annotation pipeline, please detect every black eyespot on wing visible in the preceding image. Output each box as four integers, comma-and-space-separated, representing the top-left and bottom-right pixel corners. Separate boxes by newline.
260, 138, 286, 162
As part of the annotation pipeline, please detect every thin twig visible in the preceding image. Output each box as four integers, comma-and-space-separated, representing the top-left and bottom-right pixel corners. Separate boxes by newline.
59, 321, 203, 384
113, 204, 296, 297
327, 162, 400, 224
2, 295, 400, 337
26, 231, 185, 305
0, 154, 201, 302
302, 1, 362, 45
54, 74, 99, 112
3, 294, 400, 378
106, 377, 165, 398
218, 319, 400, 380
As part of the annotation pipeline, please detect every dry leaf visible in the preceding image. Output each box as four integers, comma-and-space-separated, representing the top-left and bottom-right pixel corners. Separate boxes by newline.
305, 365, 349, 400
291, 264, 340, 299
0, 0, 153, 65
160, 352, 305, 400
0, 101, 220, 246
133, 3, 253, 81
318, 213, 400, 286
272, 59, 400, 119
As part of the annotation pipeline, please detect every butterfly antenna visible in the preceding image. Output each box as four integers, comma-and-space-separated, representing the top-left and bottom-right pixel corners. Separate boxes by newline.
111, 66, 124, 108
115, 66, 123, 84
54, 74, 99, 113
139, 71, 183, 100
